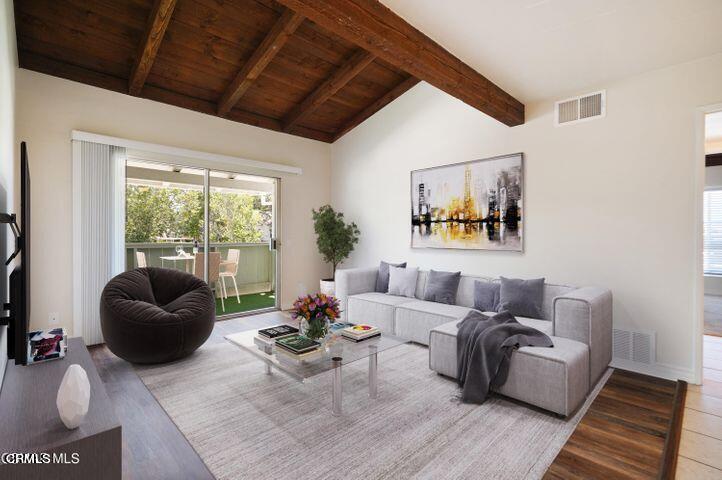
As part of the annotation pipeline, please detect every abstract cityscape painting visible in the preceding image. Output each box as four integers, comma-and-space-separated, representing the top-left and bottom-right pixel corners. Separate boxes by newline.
411, 153, 523, 251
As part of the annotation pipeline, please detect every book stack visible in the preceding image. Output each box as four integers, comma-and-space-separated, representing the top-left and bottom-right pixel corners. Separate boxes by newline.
254, 325, 299, 354
341, 324, 380, 342
27, 327, 68, 364
274, 334, 322, 362
328, 322, 354, 337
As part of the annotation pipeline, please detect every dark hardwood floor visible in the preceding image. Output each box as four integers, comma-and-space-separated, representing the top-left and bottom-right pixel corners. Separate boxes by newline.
89, 311, 286, 480
544, 369, 685, 479
92, 312, 685, 480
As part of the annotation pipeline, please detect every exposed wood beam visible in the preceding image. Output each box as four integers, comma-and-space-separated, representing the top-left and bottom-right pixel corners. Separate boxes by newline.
217, 9, 305, 117
274, 0, 524, 126
129, 0, 177, 96
20, 50, 334, 143
283, 49, 376, 132
333, 76, 419, 141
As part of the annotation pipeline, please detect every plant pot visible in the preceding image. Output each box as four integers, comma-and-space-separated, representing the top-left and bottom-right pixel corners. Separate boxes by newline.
320, 278, 335, 296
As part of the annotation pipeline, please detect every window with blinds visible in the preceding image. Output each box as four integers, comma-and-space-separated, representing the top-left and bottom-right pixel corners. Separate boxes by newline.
704, 190, 722, 275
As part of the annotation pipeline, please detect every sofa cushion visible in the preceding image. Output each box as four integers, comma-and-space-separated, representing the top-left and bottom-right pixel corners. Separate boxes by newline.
480, 313, 553, 336
375, 261, 406, 293
455, 275, 491, 308
414, 270, 429, 299
433, 314, 553, 337
346, 293, 414, 335
517, 317, 553, 336
429, 320, 589, 416
423, 270, 462, 305
474, 281, 501, 312
541, 283, 575, 321
499, 277, 545, 318
395, 300, 474, 345
349, 292, 414, 307
400, 300, 475, 318
388, 266, 419, 298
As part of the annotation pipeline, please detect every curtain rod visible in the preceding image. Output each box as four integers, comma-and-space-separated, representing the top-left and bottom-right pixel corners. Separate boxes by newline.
71, 130, 302, 176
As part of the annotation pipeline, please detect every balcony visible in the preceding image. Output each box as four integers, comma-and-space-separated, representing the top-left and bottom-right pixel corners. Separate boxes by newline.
126, 242, 276, 316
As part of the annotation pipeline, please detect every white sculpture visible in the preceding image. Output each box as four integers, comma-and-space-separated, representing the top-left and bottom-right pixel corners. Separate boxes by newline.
56, 364, 91, 429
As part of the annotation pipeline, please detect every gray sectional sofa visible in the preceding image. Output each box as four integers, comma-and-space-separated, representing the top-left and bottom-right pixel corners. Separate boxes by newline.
335, 267, 612, 416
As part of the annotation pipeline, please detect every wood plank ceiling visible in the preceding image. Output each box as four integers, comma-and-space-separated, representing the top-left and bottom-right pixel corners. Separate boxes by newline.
15, 0, 524, 143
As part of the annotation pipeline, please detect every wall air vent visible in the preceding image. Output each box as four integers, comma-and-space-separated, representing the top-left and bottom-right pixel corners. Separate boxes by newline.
554, 90, 606, 126
612, 328, 655, 365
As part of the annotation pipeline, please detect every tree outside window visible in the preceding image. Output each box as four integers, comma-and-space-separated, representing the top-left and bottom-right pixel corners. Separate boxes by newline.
125, 185, 271, 244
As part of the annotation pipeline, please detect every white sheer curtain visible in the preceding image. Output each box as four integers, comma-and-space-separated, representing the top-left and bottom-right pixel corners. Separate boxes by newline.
72, 141, 126, 345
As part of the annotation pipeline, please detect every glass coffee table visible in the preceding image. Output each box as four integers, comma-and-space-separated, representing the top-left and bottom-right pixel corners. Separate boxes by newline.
225, 327, 408, 415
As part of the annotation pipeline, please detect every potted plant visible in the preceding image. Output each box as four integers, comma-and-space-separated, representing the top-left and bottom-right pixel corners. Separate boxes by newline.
312, 205, 360, 295
290, 293, 341, 342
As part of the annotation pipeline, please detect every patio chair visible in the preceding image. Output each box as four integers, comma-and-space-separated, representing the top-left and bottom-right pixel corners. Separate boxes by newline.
193, 252, 224, 313
135, 251, 147, 268
220, 248, 241, 303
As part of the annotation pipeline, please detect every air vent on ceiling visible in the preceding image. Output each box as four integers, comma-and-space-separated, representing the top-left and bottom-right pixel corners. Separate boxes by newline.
554, 90, 606, 126
612, 328, 655, 365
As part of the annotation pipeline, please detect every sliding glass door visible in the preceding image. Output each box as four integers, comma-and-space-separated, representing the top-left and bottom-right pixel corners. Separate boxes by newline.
124, 159, 279, 318
125, 161, 206, 275
208, 170, 277, 315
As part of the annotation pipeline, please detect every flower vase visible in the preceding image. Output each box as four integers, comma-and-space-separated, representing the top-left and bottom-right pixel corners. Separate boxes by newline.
300, 317, 330, 343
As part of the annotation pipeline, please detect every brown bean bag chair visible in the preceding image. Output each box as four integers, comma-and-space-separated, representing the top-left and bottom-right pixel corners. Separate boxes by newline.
100, 267, 215, 364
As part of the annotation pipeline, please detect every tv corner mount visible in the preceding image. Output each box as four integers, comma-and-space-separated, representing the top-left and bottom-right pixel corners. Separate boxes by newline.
0, 212, 21, 328
0, 212, 22, 266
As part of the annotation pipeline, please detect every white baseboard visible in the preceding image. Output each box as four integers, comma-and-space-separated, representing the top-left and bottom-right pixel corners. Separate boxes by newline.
610, 358, 695, 383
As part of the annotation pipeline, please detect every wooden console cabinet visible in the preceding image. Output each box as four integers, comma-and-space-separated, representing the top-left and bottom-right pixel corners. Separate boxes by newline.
0, 337, 121, 480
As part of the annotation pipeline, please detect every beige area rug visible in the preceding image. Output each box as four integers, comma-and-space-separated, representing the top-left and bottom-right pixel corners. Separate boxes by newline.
135, 342, 610, 480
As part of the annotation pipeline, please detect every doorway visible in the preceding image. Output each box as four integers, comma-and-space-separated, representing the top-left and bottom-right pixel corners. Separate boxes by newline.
124, 158, 279, 319
673, 106, 722, 476
703, 111, 722, 344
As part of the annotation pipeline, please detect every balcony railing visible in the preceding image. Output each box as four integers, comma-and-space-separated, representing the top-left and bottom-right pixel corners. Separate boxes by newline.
125, 242, 275, 296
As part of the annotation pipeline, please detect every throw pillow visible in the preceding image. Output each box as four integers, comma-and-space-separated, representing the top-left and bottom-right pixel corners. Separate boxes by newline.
423, 270, 462, 305
473, 281, 500, 312
498, 277, 545, 318
388, 266, 419, 298
375, 261, 407, 293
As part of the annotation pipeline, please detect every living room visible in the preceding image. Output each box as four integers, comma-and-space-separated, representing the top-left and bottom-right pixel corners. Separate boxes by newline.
1, 0, 722, 479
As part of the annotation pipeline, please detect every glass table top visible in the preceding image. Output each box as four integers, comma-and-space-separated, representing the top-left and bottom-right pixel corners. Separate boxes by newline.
225, 326, 408, 382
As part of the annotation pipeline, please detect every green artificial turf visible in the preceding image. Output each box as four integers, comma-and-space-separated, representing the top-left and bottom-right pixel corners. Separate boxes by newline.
215, 291, 276, 316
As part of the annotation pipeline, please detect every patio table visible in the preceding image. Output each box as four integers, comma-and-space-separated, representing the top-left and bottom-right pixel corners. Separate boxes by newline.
159, 255, 235, 274
159, 254, 195, 272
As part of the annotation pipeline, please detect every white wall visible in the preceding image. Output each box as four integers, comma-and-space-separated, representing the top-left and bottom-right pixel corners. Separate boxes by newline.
332, 53, 722, 381
0, 0, 17, 386
15, 69, 332, 335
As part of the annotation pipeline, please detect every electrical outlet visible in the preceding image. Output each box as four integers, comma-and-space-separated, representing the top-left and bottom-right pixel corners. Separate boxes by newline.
48, 312, 60, 325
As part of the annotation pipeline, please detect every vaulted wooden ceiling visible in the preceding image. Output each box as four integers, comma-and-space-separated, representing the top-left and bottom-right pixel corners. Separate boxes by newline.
15, 0, 524, 143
